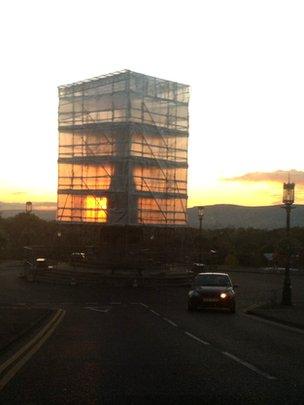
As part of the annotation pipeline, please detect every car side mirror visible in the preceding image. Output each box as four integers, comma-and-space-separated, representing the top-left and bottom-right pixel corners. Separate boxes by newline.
233, 284, 239, 289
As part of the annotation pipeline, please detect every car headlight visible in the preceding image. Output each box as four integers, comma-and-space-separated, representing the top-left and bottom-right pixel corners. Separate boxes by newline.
220, 293, 227, 299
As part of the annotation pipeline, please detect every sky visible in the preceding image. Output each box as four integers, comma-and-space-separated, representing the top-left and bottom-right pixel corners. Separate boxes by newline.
0, 0, 304, 208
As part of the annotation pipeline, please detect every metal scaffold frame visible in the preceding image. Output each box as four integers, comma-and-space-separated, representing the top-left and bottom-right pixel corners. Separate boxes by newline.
57, 70, 189, 226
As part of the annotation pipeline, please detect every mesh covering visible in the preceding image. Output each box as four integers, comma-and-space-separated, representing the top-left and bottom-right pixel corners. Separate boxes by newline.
57, 70, 189, 225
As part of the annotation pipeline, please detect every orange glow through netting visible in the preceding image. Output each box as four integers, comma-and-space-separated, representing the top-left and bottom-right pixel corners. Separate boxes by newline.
85, 196, 107, 222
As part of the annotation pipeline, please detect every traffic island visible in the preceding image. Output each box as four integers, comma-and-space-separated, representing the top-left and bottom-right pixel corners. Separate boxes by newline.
22, 263, 193, 287
246, 302, 304, 330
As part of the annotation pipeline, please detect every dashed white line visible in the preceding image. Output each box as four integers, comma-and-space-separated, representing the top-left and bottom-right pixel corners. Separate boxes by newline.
222, 351, 277, 380
184, 332, 210, 345
134, 303, 276, 381
163, 317, 177, 327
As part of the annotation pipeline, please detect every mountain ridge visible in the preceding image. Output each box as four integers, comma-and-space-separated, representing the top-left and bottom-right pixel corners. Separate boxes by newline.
1, 202, 303, 229
187, 204, 304, 229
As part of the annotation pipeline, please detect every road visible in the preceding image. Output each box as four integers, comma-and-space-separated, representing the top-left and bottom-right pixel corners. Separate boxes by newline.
0, 266, 304, 403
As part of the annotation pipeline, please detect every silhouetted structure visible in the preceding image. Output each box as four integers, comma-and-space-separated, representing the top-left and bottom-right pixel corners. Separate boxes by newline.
57, 70, 189, 225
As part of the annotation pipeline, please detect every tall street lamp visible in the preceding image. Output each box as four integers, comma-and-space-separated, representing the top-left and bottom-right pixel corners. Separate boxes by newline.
57, 231, 62, 263
281, 181, 295, 306
198, 206, 204, 263
25, 201, 32, 214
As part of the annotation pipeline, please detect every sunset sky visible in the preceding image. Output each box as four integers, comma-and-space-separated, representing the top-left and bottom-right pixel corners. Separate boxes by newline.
0, 0, 304, 208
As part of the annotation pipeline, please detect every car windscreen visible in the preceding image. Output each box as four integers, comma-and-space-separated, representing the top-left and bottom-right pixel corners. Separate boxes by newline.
194, 275, 231, 287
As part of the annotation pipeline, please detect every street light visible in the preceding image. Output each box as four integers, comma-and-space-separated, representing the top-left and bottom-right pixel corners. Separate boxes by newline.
198, 206, 204, 263
25, 201, 32, 214
281, 181, 295, 306
57, 231, 62, 263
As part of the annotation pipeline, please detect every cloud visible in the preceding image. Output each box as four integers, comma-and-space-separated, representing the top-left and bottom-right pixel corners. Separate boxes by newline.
34, 202, 57, 211
224, 169, 304, 185
11, 191, 26, 195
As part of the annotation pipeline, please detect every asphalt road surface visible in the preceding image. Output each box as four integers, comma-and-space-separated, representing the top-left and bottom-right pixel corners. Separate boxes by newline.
1, 267, 304, 404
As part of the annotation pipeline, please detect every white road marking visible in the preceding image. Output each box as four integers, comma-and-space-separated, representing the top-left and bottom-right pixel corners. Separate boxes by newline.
222, 351, 277, 380
139, 303, 149, 308
184, 332, 210, 345
85, 307, 110, 313
163, 317, 177, 327
243, 312, 304, 335
148, 309, 160, 316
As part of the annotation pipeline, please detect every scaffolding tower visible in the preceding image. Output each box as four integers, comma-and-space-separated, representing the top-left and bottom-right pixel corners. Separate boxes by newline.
57, 70, 189, 225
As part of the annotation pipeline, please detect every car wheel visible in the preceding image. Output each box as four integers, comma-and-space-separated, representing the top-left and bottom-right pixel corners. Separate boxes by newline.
188, 302, 196, 312
229, 302, 236, 313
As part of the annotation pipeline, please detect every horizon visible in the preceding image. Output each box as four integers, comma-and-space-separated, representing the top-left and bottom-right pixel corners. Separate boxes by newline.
2, 201, 304, 212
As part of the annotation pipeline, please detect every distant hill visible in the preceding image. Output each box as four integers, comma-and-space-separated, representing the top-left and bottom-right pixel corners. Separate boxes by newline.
0, 202, 57, 221
187, 204, 304, 229
1, 202, 304, 229
0, 209, 57, 221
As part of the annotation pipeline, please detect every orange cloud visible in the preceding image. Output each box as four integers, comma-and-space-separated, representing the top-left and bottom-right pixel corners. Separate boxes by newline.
224, 169, 304, 185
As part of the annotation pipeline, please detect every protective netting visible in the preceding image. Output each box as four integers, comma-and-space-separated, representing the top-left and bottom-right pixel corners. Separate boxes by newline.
57, 70, 189, 225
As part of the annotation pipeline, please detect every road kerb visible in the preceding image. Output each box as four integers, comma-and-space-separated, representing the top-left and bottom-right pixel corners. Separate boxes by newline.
243, 302, 304, 332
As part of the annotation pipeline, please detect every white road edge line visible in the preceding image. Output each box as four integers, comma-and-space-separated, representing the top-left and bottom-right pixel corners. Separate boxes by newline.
222, 351, 277, 380
163, 317, 177, 327
139, 303, 149, 308
149, 309, 161, 316
185, 332, 210, 345
85, 307, 110, 313
243, 312, 304, 335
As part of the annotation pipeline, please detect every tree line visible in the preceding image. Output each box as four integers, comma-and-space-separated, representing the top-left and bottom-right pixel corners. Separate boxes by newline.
0, 212, 304, 269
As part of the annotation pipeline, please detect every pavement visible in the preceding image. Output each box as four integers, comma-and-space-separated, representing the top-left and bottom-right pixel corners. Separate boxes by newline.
246, 302, 304, 330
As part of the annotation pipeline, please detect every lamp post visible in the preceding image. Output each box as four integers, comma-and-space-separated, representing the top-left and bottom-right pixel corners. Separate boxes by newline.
57, 231, 62, 263
281, 181, 295, 306
198, 206, 204, 263
25, 201, 32, 214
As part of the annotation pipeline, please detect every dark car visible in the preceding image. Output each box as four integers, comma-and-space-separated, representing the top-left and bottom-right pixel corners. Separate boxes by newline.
70, 252, 86, 265
35, 257, 48, 269
188, 272, 237, 313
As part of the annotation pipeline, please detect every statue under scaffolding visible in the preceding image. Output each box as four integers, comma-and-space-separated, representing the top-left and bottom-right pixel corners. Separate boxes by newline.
57, 70, 189, 226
